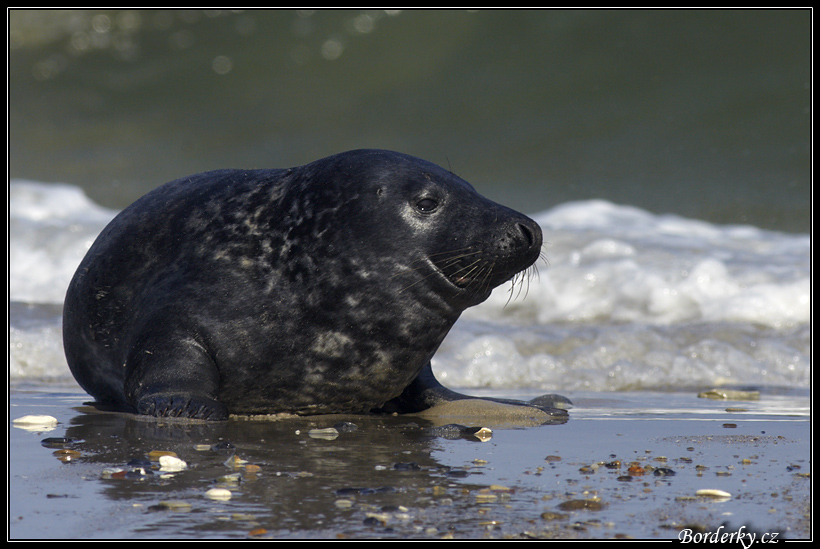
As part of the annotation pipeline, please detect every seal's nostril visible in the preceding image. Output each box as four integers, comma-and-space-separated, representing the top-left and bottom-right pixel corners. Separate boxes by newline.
518, 223, 534, 247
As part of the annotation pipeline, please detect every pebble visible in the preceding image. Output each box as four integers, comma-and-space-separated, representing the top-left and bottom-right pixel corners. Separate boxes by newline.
557, 499, 606, 511
364, 512, 391, 525
205, 488, 232, 501
363, 515, 387, 527
147, 450, 178, 461
158, 500, 192, 511
475, 493, 498, 504
53, 449, 82, 462
308, 427, 340, 440
472, 427, 493, 442
13, 415, 58, 431
216, 472, 243, 484
333, 421, 359, 433
211, 441, 236, 452
698, 389, 760, 401
224, 455, 248, 468
445, 469, 470, 478
696, 489, 731, 499
540, 511, 569, 521
101, 467, 126, 479
159, 455, 188, 472
40, 437, 73, 448
653, 467, 676, 477
627, 463, 645, 476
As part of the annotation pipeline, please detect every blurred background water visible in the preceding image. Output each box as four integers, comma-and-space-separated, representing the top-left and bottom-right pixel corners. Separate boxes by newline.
9, 9, 811, 232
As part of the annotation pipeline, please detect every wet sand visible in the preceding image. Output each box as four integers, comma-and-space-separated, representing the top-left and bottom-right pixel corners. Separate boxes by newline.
9, 382, 811, 540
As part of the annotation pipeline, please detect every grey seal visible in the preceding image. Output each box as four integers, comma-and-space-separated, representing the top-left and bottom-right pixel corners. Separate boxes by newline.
63, 149, 570, 421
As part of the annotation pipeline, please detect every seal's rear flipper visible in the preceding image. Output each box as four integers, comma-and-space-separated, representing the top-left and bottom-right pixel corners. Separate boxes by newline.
377, 362, 571, 419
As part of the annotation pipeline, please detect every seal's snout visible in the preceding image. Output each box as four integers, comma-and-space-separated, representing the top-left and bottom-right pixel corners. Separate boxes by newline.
503, 216, 542, 260
495, 215, 542, 261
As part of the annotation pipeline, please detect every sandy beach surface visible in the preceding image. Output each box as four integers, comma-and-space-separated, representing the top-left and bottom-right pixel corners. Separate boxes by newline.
9, 382, 810, 540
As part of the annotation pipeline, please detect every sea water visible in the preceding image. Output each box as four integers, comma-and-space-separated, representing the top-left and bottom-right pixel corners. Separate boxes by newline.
8, 179, 810, 395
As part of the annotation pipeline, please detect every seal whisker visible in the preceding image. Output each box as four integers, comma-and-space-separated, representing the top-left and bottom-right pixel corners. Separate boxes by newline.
394, 253, 482, 294
445, 259, 482, 285
504, 272, 520, 307
477, 261, 496, 293
391, 248, 478, 281
395, 247, 496, 292
392, 248, 482, 280
503, 266, 534, 307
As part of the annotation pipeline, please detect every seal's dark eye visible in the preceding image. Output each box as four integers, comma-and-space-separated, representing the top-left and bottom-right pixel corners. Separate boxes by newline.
415, 198, 438, 213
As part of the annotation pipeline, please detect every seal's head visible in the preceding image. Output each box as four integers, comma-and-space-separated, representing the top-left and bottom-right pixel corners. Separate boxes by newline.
285, 149, 543, 312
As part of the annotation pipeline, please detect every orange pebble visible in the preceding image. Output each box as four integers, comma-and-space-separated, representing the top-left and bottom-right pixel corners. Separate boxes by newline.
628, 464, 645, 475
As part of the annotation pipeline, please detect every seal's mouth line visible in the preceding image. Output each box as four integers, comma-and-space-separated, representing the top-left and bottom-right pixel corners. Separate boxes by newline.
426, 257, 470, 292
392, 257, 470, 295
431, 255, 499, 295
401, 249, 530, 296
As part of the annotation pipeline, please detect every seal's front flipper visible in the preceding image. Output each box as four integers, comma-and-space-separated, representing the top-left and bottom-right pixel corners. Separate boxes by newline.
378, 362, 571, 418
124, 329, 228, 421
136, 393, 228, 421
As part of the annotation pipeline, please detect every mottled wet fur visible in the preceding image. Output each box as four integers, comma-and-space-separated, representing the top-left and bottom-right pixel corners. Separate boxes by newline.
63, 149, 569, 420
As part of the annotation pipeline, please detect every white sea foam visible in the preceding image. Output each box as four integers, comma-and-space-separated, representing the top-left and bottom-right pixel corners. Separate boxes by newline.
9, 181, 117, 304
8, 181, 811, 392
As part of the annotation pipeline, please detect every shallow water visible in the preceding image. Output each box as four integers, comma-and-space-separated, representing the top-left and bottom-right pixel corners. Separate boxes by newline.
9, 383, 811, 540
